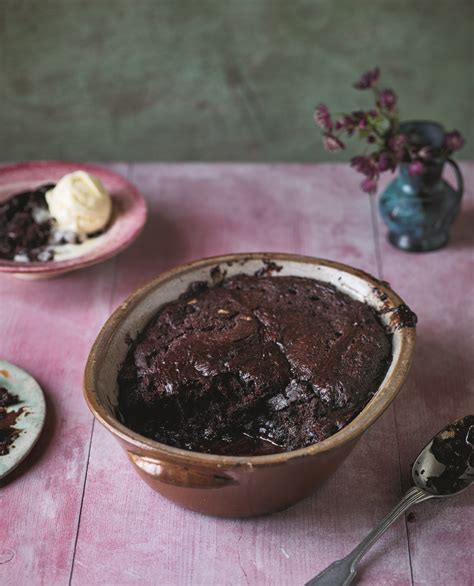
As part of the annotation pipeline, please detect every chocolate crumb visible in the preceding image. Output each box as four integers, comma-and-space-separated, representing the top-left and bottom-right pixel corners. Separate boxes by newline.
210, 265, 227, 285
0, 387, 19, 407
382, 304, 417, 329
254, 260, 283, 278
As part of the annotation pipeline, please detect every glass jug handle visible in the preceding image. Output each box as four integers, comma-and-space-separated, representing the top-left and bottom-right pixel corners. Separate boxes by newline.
446, 158, 464, 199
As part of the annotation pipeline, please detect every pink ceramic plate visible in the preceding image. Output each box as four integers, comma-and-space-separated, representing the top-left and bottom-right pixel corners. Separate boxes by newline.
0, 161, 147, 279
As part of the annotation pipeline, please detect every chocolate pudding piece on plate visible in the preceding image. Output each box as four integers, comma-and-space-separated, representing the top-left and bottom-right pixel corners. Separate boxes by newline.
0, 184, 59, 262
0, 171, 112, 263
118, 274, 392, 456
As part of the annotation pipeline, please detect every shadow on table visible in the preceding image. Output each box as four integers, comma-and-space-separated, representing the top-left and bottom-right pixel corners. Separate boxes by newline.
393, 331, 473, 483
411, 334, 472, 407
115, 207, 190, 287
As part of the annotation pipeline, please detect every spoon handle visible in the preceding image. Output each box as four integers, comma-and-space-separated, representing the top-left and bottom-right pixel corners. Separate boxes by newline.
305, 487, 432, 586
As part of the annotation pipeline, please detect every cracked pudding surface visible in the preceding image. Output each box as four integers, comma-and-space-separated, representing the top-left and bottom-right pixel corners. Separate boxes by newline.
118, 274, 392, 455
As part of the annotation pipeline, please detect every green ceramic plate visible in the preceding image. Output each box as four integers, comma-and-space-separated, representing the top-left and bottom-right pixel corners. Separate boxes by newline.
0, 360, 46, 480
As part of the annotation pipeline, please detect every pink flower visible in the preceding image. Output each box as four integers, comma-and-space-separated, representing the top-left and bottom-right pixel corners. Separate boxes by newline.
360, 177, 378, 194
377, 152, 395, 172
444, 130, 465, 152
312, 67, 466, 196
388, 133, 407, 158
409, 161, 426, 176
335, 115, 355, 131
353, 67, 380, 90
314, 104, 333, 131
377, 89, 397, 112
323, 133, 345, 152
350, 156, 377, 178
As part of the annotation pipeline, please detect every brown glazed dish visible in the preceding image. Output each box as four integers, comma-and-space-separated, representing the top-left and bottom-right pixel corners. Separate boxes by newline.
84, 253, 416, 517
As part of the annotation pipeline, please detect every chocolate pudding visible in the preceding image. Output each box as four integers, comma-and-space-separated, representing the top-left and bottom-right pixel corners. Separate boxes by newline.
0, 184, 58, 262
0, 179, 107, 262
118, 275, 392, 455
0, 387, 23, 456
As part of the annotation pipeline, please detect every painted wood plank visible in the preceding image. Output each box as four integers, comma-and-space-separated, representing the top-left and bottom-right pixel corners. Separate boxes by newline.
0, 164, 129, 586
72, 163, 412, 585
376, 162, 474, 586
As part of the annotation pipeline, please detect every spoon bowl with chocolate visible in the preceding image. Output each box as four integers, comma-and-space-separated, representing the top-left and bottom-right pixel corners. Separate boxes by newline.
84, 253, 417, 517
0, 161, 147, 279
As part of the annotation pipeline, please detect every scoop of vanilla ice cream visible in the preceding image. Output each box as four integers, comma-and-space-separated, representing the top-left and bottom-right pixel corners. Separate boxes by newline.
45, 171, 112, 236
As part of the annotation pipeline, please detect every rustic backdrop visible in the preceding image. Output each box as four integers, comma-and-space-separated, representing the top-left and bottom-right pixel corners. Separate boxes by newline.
1, 0, 472, 161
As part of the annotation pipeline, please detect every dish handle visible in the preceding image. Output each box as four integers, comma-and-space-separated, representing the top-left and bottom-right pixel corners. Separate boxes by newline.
128, 451, 236, 489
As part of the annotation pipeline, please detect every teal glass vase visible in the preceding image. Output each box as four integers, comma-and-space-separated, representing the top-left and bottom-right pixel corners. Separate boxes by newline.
379, 121, 464, 252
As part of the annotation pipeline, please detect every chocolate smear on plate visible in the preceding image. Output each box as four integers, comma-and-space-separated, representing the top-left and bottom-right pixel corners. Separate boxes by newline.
0, 387, 24, 456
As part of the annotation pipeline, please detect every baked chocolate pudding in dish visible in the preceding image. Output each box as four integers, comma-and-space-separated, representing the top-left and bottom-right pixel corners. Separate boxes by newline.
118, 274, 392, 456
0, 171, 112, 262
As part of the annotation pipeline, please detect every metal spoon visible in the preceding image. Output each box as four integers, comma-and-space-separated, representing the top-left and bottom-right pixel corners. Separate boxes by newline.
305, 415, 474, 586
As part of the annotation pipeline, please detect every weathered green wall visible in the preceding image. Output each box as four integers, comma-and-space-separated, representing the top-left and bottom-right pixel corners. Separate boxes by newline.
1, 0, 472, 161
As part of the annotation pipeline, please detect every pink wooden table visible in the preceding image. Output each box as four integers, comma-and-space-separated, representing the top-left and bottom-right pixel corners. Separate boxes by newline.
1, 163, 473, 586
